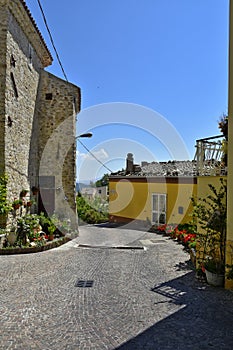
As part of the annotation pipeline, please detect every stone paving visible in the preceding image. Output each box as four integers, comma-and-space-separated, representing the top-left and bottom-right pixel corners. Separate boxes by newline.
0, 225, 233, 349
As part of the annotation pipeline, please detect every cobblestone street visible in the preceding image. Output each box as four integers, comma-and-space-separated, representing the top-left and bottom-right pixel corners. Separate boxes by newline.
1, 225, 233, 349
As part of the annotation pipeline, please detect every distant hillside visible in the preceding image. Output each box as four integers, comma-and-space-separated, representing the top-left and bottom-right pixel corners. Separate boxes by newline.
76, 182, 91, 192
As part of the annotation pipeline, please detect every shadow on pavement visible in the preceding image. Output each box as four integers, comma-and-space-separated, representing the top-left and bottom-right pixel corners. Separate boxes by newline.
115, 272, 233, 350
93, 221, 152, 232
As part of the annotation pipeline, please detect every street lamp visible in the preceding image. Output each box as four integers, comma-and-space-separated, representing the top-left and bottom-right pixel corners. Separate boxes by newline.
76, 132, 93, 139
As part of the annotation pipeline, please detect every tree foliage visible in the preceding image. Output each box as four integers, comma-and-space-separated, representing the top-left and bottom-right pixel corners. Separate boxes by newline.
95, 173, 109, 188
76, 195, 108, 224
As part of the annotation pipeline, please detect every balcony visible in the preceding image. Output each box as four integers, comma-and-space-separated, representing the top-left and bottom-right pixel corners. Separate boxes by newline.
194, 135, 227, 176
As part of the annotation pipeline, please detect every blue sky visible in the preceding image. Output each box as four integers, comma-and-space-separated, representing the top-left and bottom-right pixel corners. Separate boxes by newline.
26, 0, 229, 181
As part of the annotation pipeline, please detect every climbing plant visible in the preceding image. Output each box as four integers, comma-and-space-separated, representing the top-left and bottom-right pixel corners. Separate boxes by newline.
0, 174, 11, 215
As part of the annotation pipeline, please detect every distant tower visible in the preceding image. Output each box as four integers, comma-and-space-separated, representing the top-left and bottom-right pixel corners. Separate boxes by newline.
126, 153, 134, 173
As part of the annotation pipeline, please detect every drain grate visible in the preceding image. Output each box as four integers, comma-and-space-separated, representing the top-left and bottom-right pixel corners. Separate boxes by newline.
150, 239, 167, 244
75, 280, 94, 288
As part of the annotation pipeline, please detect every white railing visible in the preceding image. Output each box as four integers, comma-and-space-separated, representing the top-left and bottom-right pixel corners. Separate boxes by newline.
194, 135, 227, 176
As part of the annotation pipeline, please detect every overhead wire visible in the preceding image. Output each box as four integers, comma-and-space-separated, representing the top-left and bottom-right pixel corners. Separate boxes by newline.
36, 0, 112, 174
77, 139, 113, 173
36, 0, 68, 82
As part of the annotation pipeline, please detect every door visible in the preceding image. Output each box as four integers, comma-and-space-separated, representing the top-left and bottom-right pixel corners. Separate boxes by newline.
38, 176, 55, 215
152, 193, 166, 225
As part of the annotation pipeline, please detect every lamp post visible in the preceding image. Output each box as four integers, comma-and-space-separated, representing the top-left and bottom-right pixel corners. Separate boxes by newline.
76, 132, 93, 139
76, 132, 93, 191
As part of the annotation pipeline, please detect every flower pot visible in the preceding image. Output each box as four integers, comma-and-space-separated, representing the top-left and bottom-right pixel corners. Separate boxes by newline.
205, 269, 224, 287
48, 234, 54, 241
31, 186, 39, 195
20, 190, 28, 198
7, 231, 17, 246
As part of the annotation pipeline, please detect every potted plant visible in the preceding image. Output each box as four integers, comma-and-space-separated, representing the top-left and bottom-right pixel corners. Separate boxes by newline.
12, 199, 23, 210
31, 186, 39, 195
191, 178, 227, 287
47, 220, 56, 241
203, 257, 225, 286
7, 227, 17, 246
38, 212, 57, 241
16, 214, 41, 245
20, 189, 28, 198
218, 114, 228, 140
23, 200, 34, 208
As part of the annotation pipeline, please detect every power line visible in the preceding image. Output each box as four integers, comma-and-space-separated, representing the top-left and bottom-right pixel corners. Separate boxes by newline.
36, 1, 111, 174
36, 0, 68, 82
77, 139, 113, 174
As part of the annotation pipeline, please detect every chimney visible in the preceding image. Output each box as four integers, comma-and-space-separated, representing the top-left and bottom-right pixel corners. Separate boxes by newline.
126, 153, 134, 173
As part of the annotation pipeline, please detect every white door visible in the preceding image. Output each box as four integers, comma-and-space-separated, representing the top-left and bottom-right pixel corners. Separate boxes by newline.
152, 193, 167, 225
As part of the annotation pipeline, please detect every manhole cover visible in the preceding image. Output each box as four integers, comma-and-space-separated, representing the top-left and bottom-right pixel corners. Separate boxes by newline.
75, 280, 94, 288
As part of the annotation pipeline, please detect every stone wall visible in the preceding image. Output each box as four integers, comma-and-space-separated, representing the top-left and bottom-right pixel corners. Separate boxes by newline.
7, 0, 52, 67
36, 71, 80, 228
4, 10, 41, 199
0, 0, 80, 230
0, 5, 7, 175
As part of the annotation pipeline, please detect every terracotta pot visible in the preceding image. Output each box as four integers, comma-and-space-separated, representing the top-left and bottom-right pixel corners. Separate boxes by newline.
31, 187, 39, 195
48, 234, 54, 241
20, 190, 28, 198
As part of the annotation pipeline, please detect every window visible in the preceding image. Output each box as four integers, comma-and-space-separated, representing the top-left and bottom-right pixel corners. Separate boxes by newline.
178, 206, 184, 214
10, 72, 18, 98
45, 93, 53, 100
152, 193, 166, 225
7, 116, 13, 127
10, 54, 16, 67
28, 43, 33, 67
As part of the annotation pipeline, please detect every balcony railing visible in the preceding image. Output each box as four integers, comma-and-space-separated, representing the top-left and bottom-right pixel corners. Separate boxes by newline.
194, 135, 227, 176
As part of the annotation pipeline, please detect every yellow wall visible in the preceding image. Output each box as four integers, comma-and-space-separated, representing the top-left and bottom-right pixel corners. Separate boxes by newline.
109, 177, 196, 226
197, 176, 227, 199
109, 179, 150, 222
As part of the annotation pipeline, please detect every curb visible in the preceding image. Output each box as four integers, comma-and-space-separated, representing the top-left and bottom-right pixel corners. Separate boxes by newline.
77, 244, 145, 250
0, 236, 71, 255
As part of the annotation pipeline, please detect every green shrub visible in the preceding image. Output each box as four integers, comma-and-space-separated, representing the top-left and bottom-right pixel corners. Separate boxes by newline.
76, 195, 108, 224
0, 174, 11, 216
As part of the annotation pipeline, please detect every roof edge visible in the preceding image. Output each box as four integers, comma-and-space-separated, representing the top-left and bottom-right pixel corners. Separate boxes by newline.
7, 0, 53, 67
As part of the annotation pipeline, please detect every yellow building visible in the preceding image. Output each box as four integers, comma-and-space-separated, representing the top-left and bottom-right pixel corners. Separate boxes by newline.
109, 175, 196, 227
110, 2, 233, 289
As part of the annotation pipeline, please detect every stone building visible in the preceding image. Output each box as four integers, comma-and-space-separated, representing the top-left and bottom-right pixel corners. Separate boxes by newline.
0, 0, 80, 229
